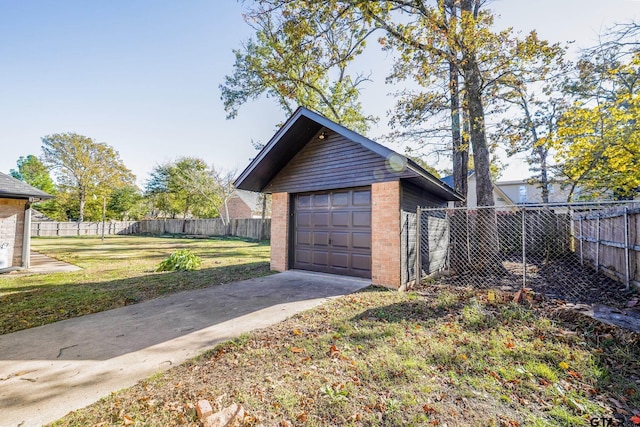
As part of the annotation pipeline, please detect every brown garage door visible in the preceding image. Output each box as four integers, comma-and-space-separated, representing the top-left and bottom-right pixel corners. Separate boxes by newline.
293, 188, 372, 278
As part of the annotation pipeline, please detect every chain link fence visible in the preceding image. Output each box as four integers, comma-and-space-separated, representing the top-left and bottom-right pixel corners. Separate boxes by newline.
411, 202, 640, 307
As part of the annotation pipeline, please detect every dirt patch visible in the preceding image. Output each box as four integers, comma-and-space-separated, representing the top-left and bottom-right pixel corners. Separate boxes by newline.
435, 255, 637, 310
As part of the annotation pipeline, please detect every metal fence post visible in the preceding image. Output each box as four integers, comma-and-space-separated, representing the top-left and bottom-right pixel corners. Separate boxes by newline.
578, 216, 583, 266
522, 207, 526, 289
596, 214, 600, 272
416, 207, 422, 288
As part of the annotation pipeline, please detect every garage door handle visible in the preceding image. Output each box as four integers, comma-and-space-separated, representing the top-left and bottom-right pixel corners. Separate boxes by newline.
329, 239, 332, 245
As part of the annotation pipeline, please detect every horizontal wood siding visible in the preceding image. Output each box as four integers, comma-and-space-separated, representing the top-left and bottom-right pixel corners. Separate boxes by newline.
265, 130, 414, 194
401, 180, 447, 213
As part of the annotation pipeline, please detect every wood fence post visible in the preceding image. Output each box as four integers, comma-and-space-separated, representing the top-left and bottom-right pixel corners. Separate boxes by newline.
624, 206, 630, 290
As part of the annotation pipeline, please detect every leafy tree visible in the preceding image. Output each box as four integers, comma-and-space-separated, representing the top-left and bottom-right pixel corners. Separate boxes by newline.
553, 54, 640, 200
492, 40, 568, 203
10, 155, 56, 194
145, 158, 235, 222
41, 133, 135, 221
107, 185, 146, 220
10, 154, 58, 219
221, 1, 376, 133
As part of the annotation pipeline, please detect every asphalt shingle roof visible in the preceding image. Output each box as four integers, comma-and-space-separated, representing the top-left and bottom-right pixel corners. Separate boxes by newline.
0, 172, 53, 200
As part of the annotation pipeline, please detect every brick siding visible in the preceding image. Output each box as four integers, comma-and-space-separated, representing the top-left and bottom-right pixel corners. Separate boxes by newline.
270, 192, 290, 272
371, 181, 401, 288
0, 198, 27, 268
225, 197, 253, 219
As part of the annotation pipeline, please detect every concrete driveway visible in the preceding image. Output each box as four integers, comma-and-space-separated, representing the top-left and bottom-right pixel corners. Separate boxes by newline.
0, 270, 369, 427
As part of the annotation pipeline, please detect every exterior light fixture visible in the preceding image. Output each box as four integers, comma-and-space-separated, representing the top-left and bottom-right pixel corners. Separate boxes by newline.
318, 131, 327, 140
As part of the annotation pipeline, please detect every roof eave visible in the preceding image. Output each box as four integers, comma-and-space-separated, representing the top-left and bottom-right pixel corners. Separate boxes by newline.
405, 161, 465, 202
0, 192, 54, 201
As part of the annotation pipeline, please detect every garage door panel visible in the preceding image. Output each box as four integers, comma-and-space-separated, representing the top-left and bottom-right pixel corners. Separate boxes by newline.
353, 211, 371, 228
293, 188, 371, 278
352, 232, 371, 249
312, 212, 329, 227
295, 250, 311, 265
297, 231, 311, 245
353, 190, 371, 206
296, 212, 311, 227
332, 192, 349, 206
313, 194, 329, 207
312, 251, 328, 266
331, 211, 349, 227
330, 252, 349, 268
331, 232, 349, 248
297, 195, 312, 209
352, 253, 372, 271
313, 231, 329, 246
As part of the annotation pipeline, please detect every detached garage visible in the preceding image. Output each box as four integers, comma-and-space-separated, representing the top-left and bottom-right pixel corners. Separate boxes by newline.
235, 107, 463, 289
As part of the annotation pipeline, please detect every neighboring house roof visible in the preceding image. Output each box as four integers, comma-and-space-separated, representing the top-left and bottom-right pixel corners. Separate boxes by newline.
32, 209, 54, 221
234, 106, 463, 202
231, 189, 262, 212
440, 170, 475, 189
231, 190, 261, 210
441, 170, 514, 205
0, 172, 53, 200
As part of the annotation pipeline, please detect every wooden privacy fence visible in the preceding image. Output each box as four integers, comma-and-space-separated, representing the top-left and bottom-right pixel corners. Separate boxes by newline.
32, 221, 140, 237
574, 206, 640, 290
137, 218, 271, 240
32, 218, 271, 241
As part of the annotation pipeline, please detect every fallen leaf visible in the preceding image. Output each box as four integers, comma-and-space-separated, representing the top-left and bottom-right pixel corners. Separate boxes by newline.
296, 412, 307, 422
293, 329, 302, 336
567, 370, 582, 379
504, 340, 515, 349
630, 414, 640, 424
559, 361, 569, 370
423, 404, 437, 414
329, 345, 340, 357
123, 415, 134, 425
290, 347, 304, 353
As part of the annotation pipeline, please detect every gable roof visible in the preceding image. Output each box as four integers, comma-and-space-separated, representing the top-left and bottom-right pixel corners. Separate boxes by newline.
440, 170, 475, 189
234, 107, 463, 202
441, 170, 514, 204
231, 189, 262, 212
0, 172, 53, 200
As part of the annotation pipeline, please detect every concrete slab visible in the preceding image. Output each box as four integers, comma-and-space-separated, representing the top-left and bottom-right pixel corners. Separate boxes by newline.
0, 270, 369, 427
0, 252, 81, 276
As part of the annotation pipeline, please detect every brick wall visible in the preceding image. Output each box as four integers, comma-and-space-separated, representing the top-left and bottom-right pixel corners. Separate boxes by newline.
225, 197, 253, 219
0, 198, 26, 268
371, 181, 401, 288
270, 192, 290, 272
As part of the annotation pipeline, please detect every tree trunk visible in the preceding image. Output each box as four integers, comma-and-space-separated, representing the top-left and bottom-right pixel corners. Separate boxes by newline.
451, 62, 468, 204
537, 146, 550, 203
78, 192, 85, 222
449, 60, 470, 273
460, 40, 502, 274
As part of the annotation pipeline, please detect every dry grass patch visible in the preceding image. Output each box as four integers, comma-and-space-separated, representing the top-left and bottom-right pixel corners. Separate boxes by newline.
51, 287, 640, 427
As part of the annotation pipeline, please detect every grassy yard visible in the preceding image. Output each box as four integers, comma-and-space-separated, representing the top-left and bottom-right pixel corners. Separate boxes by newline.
51, 286, 640, 427
0, 236, 270, 335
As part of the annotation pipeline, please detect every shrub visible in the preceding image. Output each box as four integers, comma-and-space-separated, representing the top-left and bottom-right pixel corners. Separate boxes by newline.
157, 249, 202, 272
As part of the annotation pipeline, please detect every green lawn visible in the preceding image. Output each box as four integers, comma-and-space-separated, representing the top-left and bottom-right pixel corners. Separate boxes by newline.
0, 235, 270, 335
51, 286, 640, 427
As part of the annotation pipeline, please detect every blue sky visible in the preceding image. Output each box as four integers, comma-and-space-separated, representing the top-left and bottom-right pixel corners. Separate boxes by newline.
1, 0, 639, 186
